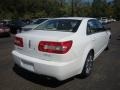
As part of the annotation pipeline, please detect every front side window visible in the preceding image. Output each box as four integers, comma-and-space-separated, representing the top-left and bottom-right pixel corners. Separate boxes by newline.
34, 19, 81, 32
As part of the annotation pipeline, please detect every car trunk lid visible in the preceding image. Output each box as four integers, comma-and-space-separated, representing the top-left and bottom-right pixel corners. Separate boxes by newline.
15, 30, 73, 61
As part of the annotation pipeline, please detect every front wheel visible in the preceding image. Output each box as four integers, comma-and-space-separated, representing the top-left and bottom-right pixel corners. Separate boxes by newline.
80, 52, 94, 78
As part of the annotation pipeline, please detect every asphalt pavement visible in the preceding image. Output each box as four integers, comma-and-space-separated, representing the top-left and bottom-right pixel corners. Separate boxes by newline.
0, 22, 120, 90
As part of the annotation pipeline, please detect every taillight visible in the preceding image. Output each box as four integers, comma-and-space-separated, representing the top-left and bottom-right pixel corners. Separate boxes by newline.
38, 41, 72, 54
14, 36, 23, 47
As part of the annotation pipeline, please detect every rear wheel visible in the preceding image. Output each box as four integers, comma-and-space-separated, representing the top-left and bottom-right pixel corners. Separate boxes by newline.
80, 51, 94, 78
105, 36, 111, 50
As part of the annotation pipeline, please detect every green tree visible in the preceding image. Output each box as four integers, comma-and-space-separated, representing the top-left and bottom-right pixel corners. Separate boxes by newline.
92, 0, 108, 17
113, 0, 120, 20
0, 0, 115, 19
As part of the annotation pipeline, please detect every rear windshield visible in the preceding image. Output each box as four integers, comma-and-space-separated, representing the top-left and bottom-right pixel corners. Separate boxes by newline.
32, 19, 48, 24
34, 19, 81, 32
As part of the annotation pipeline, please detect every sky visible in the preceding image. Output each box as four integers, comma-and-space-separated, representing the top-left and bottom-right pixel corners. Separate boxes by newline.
66, 0, 113, 4
66, 0, 113, 3
84, 0, 113, 2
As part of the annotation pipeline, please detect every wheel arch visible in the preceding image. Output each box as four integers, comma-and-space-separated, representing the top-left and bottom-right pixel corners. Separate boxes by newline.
77, 44, 95, 74
89, 49, 94, 58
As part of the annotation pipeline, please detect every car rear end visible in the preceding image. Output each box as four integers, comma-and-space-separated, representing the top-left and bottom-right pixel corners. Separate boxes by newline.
0, 24, 10, 37
12, 18, 83, 80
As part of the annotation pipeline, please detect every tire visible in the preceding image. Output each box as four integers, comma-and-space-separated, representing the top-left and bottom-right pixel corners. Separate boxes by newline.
80, 51, 94, 78
105, 46, 109, 50
105, 36, 111, 51
105, 40, 110, 50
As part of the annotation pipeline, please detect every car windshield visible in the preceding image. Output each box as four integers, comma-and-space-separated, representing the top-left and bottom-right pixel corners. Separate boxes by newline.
102, 17, 107, 20
10, 20, 26, 26
32, 19, 48, 24
0, 23, 6, 27
34, 19, 81, 32
0, 24, 3, 27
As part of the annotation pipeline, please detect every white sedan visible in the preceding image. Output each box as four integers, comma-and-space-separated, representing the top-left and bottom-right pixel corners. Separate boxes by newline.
12, 17, 111, 81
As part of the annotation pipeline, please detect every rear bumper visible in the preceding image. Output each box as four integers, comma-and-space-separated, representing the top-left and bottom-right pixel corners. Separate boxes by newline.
12, 50, 80, 80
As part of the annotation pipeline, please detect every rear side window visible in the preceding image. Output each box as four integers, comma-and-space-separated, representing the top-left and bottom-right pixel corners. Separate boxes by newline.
87, 19, 104, 35
34, 19, 81, 32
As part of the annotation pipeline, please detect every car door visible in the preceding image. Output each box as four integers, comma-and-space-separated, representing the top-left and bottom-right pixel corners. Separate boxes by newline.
87, 19, 108, 57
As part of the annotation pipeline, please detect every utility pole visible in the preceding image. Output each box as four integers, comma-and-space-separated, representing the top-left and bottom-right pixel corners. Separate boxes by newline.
71, 0, 74, 16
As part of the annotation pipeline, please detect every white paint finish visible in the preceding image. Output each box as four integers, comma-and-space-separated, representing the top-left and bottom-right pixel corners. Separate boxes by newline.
12, 17, 111, 80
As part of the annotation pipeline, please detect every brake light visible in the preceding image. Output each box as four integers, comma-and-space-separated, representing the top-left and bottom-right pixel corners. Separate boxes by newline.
14, 36, 23, 47
38, 41, 72, 54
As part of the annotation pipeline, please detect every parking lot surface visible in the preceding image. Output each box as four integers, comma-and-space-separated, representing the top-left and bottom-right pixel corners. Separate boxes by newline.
0, 22, 120, 90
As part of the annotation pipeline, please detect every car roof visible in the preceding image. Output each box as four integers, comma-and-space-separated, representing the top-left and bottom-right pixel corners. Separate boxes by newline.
34, 18, 50, 21
53, 17, 95, 20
